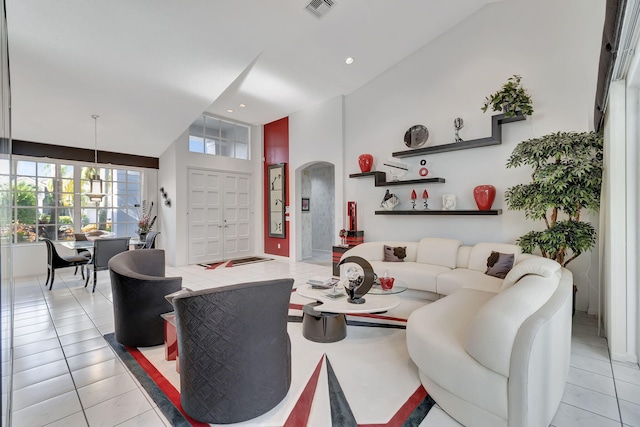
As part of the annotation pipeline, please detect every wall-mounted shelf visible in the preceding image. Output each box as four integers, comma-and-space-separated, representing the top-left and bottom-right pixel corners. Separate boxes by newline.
375, 209, 502, 216
392, 113, 526, 158
349, 171, 445, 186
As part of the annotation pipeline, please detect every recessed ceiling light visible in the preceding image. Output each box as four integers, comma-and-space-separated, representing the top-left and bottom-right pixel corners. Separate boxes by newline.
239, 103, 247, 108
345, 57, 355, 65
227, 109, 234, 113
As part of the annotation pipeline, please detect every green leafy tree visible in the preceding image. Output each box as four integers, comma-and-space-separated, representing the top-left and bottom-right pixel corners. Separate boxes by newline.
505, 131, 603, 266
14, 181, 37, 224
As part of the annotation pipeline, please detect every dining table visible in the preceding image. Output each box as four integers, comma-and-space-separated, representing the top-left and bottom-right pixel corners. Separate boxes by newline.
60, 237, 143, 251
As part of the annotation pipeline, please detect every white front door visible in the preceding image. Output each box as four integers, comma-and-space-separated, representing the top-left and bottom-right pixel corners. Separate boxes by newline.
222, 173, 251, 259
188, 169, 252, 265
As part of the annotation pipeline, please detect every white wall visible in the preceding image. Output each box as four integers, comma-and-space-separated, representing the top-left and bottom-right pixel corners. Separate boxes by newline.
158, 120, 264, 266
158, 138, 178, 266
289, 95, 345, 261
342, 0, 605, 311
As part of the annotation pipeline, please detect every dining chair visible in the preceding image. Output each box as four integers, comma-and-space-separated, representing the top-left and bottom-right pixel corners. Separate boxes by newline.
85, 237, 130, 292
73, 233, 92, 279
43, 238, 92, 291
142, 231, 159, 249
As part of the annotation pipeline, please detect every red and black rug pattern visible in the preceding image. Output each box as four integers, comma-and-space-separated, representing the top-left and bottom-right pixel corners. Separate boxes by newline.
105, 307, 435, 426
198, 257, 273, 270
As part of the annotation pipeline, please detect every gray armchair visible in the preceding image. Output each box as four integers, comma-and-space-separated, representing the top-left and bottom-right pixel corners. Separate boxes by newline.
109, 249, 182, 347
173, 278, 294, 424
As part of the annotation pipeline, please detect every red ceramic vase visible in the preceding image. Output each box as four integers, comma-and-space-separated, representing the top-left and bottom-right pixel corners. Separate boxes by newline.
358, 154, 373, 173
473, 185, 496, 211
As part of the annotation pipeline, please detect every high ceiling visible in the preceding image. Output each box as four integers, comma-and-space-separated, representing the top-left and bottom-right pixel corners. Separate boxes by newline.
6, 0, 503, 158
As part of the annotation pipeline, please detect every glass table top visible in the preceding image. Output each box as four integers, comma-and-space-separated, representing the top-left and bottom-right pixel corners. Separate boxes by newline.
368, 280, 408, 295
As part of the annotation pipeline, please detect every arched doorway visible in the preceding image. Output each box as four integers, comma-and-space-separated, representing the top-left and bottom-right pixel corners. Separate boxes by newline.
298, 162, 335, 265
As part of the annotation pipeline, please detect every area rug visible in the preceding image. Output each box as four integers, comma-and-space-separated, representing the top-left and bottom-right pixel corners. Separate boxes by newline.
198, 256, 273, 269
104, 300, 459, 426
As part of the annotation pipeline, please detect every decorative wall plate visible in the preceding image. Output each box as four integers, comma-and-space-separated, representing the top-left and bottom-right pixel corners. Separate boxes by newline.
404, 125, 429, 148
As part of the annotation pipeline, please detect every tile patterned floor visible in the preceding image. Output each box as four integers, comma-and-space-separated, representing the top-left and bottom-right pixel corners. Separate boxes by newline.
7, 259, 640, 426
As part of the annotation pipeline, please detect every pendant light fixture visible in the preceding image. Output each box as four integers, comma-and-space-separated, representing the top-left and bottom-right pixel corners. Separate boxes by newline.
86, 114, 105, 203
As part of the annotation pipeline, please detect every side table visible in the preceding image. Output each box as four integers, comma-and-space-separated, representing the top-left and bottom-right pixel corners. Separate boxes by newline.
161, 312, 179, 373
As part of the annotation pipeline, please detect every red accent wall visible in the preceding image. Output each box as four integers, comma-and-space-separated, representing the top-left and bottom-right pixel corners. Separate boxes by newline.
264, 117, 290, 257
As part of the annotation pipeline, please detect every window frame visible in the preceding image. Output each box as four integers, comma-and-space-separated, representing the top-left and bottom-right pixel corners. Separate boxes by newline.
2, 155, 146, 244
188, 114, 251, 160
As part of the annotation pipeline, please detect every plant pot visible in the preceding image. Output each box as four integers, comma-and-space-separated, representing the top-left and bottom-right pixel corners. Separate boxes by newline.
139, 232, 147, 242
473, 185, 496, 210
358, 154, 373, 173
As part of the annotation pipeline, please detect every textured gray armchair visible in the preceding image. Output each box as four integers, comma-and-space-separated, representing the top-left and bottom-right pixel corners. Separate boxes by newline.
173, 278, 294, 424
109, 249, 182, 347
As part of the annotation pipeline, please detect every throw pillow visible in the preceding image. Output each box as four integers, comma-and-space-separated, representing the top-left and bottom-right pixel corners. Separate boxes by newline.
485, 251, 515, 279
384, 245, 407, 262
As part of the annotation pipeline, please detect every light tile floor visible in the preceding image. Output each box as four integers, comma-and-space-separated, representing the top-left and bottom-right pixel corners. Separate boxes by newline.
7, 259, 640, 426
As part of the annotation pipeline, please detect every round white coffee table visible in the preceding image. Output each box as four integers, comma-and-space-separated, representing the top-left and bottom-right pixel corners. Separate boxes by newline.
296, 284, 400, 342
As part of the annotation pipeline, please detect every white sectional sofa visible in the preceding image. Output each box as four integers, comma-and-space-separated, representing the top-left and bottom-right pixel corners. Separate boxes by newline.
340, 238, 526, 297
341, 238, 573, 427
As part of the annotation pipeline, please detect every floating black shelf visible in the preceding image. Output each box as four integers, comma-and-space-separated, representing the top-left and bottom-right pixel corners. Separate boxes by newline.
349, 171, 445, 186
392, 113, 526, 158
375, 209, 502, 216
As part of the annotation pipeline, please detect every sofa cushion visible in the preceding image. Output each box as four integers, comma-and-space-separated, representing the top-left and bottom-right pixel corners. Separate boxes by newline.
416, 238, 462, 269
485, 252, 515, 279
437, 269, 503, 295
383, 245, 407, 262
468, 243, 521, 272
501, 256, 561, 292
455, 246, 472, 269
369, 261, 448, 293
465, 269, 561, 377
407, 288, 508, 420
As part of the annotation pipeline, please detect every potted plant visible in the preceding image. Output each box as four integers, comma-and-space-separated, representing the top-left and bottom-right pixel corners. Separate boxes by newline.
481, 74, 534, 118
505, 131, 603, 313
137, 200, 156, 241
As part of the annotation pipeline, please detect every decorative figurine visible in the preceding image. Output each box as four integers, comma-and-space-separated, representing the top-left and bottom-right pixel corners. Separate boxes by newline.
410, 189, 417, 209
348, 201, 357, 230
380, 189, 399, 211
423, 189, 429, 210
454, 117, 464, 143
442, 194, 457, 210
419, 158, 431, 177
383, 159, 408, 181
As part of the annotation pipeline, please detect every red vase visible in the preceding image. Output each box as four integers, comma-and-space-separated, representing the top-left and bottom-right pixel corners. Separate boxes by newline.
358, 154, 373, 173
473, 185, 496, 210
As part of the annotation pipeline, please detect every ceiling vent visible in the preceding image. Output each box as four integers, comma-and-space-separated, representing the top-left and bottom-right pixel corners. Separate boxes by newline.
306, 0, 335, 18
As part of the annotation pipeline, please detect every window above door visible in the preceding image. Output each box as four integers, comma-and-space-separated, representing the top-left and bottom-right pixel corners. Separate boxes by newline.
188, 115, 250, 160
